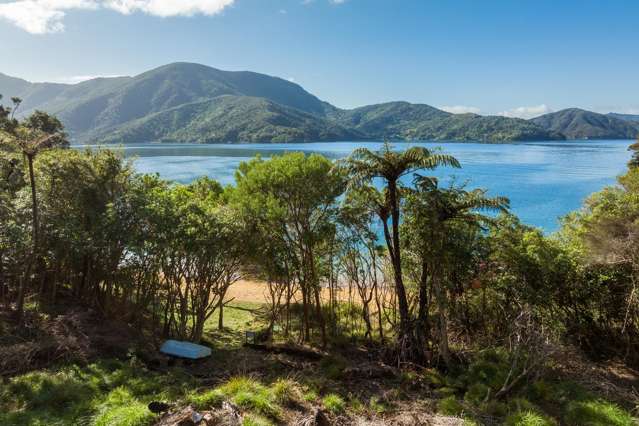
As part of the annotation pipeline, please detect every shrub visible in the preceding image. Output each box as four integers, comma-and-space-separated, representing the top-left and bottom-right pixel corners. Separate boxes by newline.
303, 389, 318, 403
322, 393, 346, 414
464, 383, 491, 404
369, 396, 390, 414
505, 410, 557, 426
319, 356, 347, 380
271, 379, 300, 404
564, 400, 635, 426
437, 396, 464, 416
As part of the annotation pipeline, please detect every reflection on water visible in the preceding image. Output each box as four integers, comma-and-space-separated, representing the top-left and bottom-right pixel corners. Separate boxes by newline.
74, 140, 633, 232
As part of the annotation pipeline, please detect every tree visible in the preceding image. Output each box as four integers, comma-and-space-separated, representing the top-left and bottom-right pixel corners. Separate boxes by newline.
629, 137, 639, 169
232, 153, 345, 347
0, 111, 66, 321
341, 142, 460, 360
404, 178, 508, 366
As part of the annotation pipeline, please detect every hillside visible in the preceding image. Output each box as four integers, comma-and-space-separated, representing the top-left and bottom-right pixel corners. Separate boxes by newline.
0, 63, 599, 143
532, 108, 639, 140
96, 95, 364, 143
608, 112, 639, 123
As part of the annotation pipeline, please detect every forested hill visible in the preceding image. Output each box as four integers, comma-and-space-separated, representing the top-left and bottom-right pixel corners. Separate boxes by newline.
2, 63, 635, 143
531, 108, 639, 140
608, 112, 639, 123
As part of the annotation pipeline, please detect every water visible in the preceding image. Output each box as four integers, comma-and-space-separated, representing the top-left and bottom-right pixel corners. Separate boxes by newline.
75, 140, 633, 233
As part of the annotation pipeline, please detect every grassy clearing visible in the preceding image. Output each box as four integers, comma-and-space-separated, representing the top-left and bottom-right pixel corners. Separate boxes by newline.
0, 359, 194, 426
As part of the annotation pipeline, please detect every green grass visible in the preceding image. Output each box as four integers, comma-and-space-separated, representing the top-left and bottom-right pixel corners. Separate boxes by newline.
271, 378, 301, 404
505, 410, 557, 426
205, 301, 265, 349
322, 393, 346, 414
216, 376, 282, 419
437, 396, 464, 416
187, 388, 224, 410
242, 413, 274, 426
0, 359, 193, 426
94, 388, 156, 426
564, 400, 635, 426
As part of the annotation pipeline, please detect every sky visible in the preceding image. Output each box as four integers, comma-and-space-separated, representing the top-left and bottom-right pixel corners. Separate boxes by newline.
1, 0, 638, 117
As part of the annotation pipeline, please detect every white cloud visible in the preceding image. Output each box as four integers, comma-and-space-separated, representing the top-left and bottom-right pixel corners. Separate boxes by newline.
0, 0, 235, 34
497, 104, 552, 119
439, 105, 481, 115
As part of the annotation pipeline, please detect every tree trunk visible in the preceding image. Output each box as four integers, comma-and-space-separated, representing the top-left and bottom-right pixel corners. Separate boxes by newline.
16, 154, 38, 323
218, 295, 226, 330
387, 180, 411, 338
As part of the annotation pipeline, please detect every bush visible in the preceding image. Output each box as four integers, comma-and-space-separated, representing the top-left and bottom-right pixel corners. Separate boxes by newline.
464, 383, 491, 404
369, 396, 390, 414
564, 400, 635, 426
505, 410, 557, 426
322, 393, 346, 414
319, 356, 347, 380
437, 396, 464, 416
303, 389, 318, 403
271, 378, 300, 404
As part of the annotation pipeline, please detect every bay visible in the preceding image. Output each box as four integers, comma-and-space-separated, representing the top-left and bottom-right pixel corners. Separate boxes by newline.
76, 140, 633, 232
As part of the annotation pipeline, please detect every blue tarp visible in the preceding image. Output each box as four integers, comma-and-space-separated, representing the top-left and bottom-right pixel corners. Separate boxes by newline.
160, 340, 212, 359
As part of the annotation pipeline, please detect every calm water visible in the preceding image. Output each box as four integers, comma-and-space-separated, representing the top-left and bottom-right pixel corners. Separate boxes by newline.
77, 140, 633, 232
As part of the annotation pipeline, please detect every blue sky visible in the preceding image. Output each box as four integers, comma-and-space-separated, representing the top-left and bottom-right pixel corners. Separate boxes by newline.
1, 0, 638, 117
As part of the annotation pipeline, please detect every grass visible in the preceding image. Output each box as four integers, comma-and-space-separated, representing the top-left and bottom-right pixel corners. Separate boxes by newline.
437, 396, 464, 416
322, 393, 346, 414
2, 304, 637, 426
505, 410, 557, 426
564, 400, 635, 426
94, 388, 156, 426
0, 359, 192, 425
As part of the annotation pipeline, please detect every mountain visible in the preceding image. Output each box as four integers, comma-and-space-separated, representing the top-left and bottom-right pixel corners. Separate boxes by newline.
607, 112, 639, 123
531, 108, 639, 140
0, 63, 565, 143
331, 102, 563, 141
96, 95, 363, 144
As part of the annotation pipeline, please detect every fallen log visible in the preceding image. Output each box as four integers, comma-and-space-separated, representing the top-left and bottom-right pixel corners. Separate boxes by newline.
243, 343, 325, 360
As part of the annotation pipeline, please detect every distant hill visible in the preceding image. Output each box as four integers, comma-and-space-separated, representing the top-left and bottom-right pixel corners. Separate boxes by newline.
531, 108, 639, 140
96, 95, 364, 144
0, 63, 571, 143
331, 102, 563, 142
607, 112, 639, 123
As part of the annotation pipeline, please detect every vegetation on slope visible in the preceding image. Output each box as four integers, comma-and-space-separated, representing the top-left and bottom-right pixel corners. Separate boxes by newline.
532, 108, 639, 139
1, 64, 567, 143
1, 105, 638, 425
97, 95, 364, 143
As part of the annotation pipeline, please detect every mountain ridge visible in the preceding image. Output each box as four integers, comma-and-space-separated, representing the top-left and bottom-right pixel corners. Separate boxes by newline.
1, 63, 633, 143
531, 108, 639, 140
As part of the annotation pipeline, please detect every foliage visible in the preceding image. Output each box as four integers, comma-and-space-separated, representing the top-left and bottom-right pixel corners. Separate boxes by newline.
322, 393, 346, 414
0, 359, 191, 425
531, 108, 639, 140
1, 64, 567, 143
